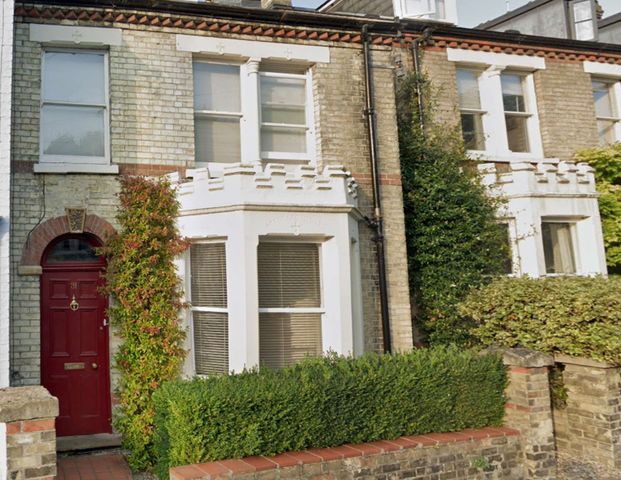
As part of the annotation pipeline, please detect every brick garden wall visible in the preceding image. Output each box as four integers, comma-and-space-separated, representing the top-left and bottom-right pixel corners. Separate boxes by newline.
170, 428, 523, 480
0, 386, 58, 480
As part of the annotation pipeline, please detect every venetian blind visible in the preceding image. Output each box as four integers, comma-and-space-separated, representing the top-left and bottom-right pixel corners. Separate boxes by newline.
190, 243, 228, 375
257, 243, 322, 369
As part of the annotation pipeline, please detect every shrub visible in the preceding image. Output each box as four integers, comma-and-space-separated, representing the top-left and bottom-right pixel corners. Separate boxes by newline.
153, 347, 506, 478
398, 71, 510, 346
101, 176, 187, 471
460, 276, 621, 364
574, 144, 621, 274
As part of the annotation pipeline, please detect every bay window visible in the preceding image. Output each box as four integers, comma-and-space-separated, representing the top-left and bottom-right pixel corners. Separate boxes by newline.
257, 242, 323, 369
40, 50, 109, 164
190, 243, 229, 375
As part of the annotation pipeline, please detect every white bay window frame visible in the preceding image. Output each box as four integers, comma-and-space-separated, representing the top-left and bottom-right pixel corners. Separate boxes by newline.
39, 48, 110, 166
448, 49, 545, 161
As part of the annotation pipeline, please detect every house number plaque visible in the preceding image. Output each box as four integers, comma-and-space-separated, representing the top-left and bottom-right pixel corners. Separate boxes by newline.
69, 295, 79, 311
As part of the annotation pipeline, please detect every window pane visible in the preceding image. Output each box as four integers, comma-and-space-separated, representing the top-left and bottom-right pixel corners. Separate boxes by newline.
195, 116, 240, 163
501, 74, 526, 112
505, 114, 530, 153
404, 0, 434, 15
45, 237, 99, 263
258, 243, 321, 309
573, 0, 592, 22
261, 126, 306, 154
593, 81, 614, 118
597, 119, 616, 145
456, 69, 481, 110
41, 105, 105, 157
261, 76, 305, 105
43, 51, 105, 104
461, 113, 485, 150
262, 106, 306, 125
191, 243, 227, 308
575, 20, 595, 40
259, 312, 322, 369
542, 223, 576, 274
193, 63, 240, 112
193, 312, 228, 375
497, 223, 513, 275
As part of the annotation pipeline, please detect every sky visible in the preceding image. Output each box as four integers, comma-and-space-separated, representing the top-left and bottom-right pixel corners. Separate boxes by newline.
293, 0, 621, 27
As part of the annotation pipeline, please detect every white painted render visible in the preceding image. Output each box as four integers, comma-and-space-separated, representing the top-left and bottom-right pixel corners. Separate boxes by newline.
171, 163, 362, 374
480, 161, 607, 278
0, 0, 14, 475
446, 48, 546, 70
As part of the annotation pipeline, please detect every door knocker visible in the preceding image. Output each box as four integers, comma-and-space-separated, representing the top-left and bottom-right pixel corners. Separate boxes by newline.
69, 295, 79, 311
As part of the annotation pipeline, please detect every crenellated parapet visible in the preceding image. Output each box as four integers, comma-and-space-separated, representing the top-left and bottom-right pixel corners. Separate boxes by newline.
168, 163, 359, 213
478, 161, 597, 197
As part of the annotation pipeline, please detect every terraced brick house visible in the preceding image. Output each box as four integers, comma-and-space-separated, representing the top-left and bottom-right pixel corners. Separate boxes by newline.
5, 0, 612, 446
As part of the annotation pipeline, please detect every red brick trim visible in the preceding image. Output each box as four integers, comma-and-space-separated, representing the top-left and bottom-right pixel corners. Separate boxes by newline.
6, 418, 55, 434
351, 172, 402, 186
169, 427, 520, 480
12, 160, 184, 176
20, 214, 116, 267
15, 5, 621, 64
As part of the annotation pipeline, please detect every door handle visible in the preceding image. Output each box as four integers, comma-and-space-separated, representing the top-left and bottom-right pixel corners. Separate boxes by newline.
92, 363, 98, 370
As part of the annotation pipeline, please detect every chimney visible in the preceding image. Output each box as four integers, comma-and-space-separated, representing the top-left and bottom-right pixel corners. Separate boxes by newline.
261, 0, 292, 8
595, 0, 604, 20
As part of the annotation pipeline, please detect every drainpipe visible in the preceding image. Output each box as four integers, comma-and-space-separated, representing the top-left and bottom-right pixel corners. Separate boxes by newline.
362, 25, 392, 354
411, 28, 434, 135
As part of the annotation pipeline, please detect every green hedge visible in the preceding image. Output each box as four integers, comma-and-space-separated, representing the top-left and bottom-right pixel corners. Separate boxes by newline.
460, 276, 621, 364
153, 347, 506, 478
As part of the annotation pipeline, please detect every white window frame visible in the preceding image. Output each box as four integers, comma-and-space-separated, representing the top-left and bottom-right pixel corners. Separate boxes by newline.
456, 67, 487, 152
187, 239, 229, 377
447, 49, 545, 162
497, 218, 520, 276
592, 78, 620, 144
39, 48, 111, 166
540, 219, 580, 277
584, 62, 621, 142
501, 71, 534, 154
259, 70, 315, 163
570, 0, 598, 41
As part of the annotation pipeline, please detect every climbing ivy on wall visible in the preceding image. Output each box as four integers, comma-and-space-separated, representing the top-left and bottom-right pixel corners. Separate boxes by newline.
574, 144, 621, 274
101, 176, 187, 471
397, 66, 510, 346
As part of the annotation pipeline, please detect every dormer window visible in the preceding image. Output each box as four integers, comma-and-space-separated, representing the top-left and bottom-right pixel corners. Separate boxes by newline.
570, 0, 597, 41
394, 0, 457, 23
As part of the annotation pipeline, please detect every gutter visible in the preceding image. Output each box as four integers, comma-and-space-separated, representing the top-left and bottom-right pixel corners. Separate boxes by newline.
362, 24, 392, 354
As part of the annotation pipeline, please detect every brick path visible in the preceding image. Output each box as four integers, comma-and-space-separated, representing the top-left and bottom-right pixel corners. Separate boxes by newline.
56, 453, 132, 480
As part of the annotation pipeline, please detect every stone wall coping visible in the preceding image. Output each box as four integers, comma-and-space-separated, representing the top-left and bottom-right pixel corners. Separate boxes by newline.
169, 427, 520, 480
0, 386, 59, 423
501, 348, 555, 368
554, 353, 619, 369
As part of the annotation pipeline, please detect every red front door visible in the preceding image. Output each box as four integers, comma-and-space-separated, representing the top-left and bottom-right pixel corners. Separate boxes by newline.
41, 235, 111, 437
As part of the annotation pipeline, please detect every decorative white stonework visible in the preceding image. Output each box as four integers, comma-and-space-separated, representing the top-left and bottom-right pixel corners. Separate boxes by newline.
171, 163, 359, 214
479, 161, 607, 278
171, 164, 363, 374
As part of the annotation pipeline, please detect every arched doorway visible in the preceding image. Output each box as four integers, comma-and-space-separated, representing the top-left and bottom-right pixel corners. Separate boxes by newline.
40, 234, 111, 437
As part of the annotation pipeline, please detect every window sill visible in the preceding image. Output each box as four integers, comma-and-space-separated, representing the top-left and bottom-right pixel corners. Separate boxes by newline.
34, 163, 119, 174
466, 151, 554, 163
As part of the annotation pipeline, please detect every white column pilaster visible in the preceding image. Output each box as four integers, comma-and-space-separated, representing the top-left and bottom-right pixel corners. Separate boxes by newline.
240, 58, 261, 164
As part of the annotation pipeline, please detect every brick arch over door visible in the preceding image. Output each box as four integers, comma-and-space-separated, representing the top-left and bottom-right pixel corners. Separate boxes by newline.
20, 214, 116, 268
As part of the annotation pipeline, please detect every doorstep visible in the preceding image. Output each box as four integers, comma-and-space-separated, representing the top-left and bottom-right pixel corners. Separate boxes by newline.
57, 433, 122, 452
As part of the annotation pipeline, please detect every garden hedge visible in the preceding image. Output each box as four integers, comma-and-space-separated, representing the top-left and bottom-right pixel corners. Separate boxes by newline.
153, 347, 506, 478
460, 276, 621, 364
